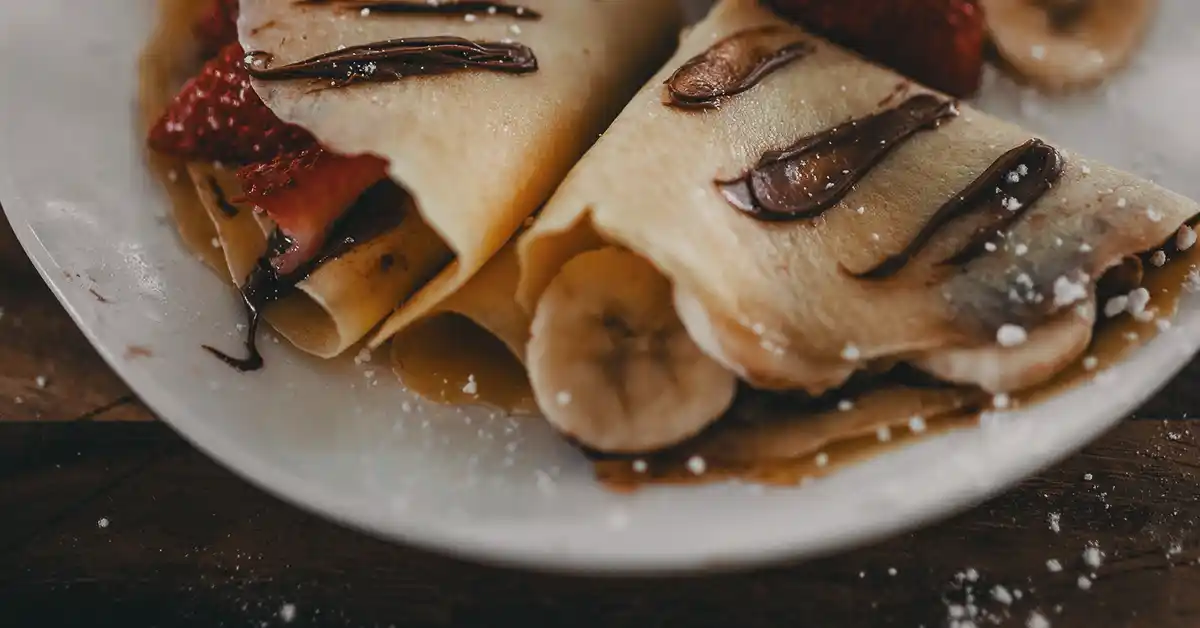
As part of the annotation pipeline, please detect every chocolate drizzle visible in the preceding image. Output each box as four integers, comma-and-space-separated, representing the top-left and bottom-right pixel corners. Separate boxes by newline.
718, 94, 959, 221
297, 0, 541, 19
204, 182, 411, 371
244, 36, 538, 87
850, 139, 1064, 279
665, 26, 812, 109
208, 177, 240, 218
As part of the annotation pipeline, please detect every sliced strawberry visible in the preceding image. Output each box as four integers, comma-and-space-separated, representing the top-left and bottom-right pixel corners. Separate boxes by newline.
763, 0, 985, 98
238, 147, 389, 275
147, 43, 316, 165
195, 0, 241, 59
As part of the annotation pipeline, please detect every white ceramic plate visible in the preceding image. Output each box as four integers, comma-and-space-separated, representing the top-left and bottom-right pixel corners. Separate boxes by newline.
3, 0, 1200, 575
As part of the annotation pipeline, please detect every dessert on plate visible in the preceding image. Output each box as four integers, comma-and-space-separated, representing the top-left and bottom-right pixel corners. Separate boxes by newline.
143, 0, 1195, 488
144, 0, 683, 370
516, 0, 1198, 461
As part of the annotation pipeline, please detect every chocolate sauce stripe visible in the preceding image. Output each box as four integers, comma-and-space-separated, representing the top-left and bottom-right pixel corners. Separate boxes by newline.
244, 36, 538, 86
666, 26, 812, 109
848, 139, 1064, 279
717, 94, 959, 221
296, 0, 541, 19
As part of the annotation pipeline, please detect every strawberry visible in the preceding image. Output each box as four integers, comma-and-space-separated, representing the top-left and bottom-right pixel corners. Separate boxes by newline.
238, 147, 389, 275
763, 0, 985, 98
147, 43, 316, 165
194, 0, 241, 59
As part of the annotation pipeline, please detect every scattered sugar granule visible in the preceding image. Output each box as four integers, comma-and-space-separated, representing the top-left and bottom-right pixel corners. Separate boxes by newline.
1104, 295, 1129, 318
1146, 207, 1163, 222
887, 567, 897, 576
1077, 575, 1092, 591
1126, 288, 1152, 320
1015, 243, 1029, 256
360, 7, 371, 16
97, 518, 109, 529
1046, 558, 1063, 572
992, 585, 1014, 606
632, 459, 648, 474
463, 13, 477, 22
965, 567, 980, 582
876, 426, 892, 442
1084, 473, 1094, 481
838, 399, 854, 412
509, 23, 522, 34
686, 456, 707, 475
1083, 545, 1104, 569
1185, 269, 1200, 293
1150, 250, 1168, 267
814, 452, 829, 468
909, 416, 927, 433
1027, 611, 1051, 628
555, 391, 572, 406
1081, 164, 1092, 175
210, 237, 221, 249
1079, 243, 1093, 253
1084, 355, 1101, 370
1168, 543, 1183, 556
1053, 275, 1088, 307
354, 348, 372, 365
462, 375, 478, 396
35, 376, 47, 389
1177, 225, 1197, 251
993, 393, 1011, 409
280, 604, 296, 623
841, 344, 861, 361
1048, 512, 1062, 533
856, 206, 866, 214
996, 324, 1028, 347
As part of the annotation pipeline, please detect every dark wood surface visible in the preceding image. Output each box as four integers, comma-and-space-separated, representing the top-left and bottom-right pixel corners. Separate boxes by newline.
2, 213, 1200, 628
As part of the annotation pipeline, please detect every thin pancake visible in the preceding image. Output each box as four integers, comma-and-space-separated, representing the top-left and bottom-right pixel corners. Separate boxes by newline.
518, 0, 1199, 398
236, 0, 685, 351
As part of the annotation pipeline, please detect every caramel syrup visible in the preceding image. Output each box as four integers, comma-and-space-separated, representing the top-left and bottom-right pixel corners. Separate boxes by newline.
391, 314, 537, 414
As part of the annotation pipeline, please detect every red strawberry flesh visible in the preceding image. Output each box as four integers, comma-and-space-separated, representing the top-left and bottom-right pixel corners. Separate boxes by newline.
763, 0, 985, 98
195, 0, 241, 59
147, 43, 317, 165
239, 148, 390, 275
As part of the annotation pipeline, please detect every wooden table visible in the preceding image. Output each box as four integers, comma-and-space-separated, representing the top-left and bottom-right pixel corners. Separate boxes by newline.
2, 213, 1199, 628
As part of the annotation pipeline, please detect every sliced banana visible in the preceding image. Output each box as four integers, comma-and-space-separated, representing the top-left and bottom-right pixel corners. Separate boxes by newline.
912, 297, 1095, 393
527, 247, 737, 454
983, 0, 1157, 91
674, 287, 856, 395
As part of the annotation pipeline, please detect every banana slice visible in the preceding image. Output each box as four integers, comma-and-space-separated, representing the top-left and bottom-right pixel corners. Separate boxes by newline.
912, 296, 1095, 393
527, 247, 738, 454
983, 0, 1157, 91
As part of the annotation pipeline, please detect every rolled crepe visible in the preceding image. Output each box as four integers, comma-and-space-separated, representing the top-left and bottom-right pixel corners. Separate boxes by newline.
187, 164, 452, 358
517, 0, 1200, 451
145, 0, 684, 361
232, 0, 684, 356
